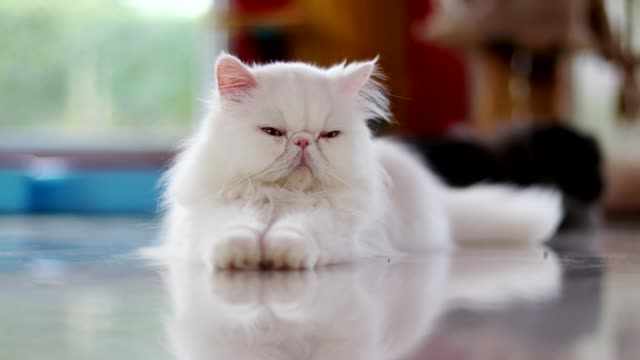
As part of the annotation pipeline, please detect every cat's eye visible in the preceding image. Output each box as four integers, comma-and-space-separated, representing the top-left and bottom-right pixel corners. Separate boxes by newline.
320, 130, 341, 139
261, 127, 284, 137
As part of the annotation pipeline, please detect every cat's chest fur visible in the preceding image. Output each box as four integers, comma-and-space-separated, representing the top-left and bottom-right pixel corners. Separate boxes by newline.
219, 182, 335, 214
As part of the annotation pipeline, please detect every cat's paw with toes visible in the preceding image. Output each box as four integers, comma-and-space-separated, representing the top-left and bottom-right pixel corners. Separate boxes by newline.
262, 226, 318, 269
211, 227, 262, 270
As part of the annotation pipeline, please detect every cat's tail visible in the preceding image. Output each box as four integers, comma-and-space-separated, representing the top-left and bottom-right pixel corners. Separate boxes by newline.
445, 185, 563, 245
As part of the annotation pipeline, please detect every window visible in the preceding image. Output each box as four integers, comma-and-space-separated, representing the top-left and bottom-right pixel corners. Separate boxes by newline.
572, 0, 640, 159
0, 0, 217, 150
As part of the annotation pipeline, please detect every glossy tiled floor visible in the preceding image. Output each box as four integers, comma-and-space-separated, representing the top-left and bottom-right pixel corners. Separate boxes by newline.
1, 216, 639, 359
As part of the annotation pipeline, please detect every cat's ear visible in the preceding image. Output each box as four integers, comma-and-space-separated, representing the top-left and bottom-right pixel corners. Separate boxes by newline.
339, 58, 378, 95
335, 57, 390, 121
215, 53, 257, 98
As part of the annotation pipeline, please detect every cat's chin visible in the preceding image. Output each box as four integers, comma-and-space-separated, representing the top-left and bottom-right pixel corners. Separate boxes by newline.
282, 167, 315, 191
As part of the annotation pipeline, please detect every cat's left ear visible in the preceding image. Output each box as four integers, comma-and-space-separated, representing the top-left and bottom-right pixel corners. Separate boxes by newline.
339, 58, 378, 95
215, 53, 257, 98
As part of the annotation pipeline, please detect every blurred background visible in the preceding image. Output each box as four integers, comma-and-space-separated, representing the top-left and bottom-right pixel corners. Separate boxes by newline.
0, 0, 639, 218
4, 4, 640, 359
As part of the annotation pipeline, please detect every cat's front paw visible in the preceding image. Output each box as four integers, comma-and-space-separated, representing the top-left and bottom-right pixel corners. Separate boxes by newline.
262, 226, 318, 269
211, 227, 261, 270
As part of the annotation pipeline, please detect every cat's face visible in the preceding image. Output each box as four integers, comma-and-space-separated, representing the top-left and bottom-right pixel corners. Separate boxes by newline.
206, 54, 388, 190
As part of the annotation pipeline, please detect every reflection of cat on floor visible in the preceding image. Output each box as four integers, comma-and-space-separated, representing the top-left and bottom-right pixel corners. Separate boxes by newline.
164, 249, 560, 360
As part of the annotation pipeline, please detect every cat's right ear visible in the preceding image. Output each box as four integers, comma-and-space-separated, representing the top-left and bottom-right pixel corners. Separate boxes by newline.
215, 53, 257, 98
338, 59, 377, 95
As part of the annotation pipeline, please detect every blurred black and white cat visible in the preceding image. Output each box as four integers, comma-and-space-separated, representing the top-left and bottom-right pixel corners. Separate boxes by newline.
406, 122, 603, 228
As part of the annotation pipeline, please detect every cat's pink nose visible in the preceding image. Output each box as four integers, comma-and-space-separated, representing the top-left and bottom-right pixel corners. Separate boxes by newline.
295, 138, 310, 150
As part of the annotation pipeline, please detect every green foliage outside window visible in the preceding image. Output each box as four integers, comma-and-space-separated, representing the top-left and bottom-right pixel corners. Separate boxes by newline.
0, 0, 209, 136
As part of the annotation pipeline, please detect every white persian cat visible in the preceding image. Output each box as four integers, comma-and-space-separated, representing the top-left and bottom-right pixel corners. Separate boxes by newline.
163, 53, 562, 269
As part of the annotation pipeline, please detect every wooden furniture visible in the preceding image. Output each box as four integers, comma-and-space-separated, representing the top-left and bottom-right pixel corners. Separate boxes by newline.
422, 0, 593, 133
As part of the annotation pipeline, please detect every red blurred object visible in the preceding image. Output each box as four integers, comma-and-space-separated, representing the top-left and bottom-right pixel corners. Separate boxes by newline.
404, 0, 468, 137
231, 32, 259, 63
228, 0, 468, 137
231, 0, 292, 15
228, 0, 292, 63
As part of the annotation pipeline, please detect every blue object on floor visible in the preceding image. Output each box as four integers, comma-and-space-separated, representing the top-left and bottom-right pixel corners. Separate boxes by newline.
0, 169, 29, 213
31, 170, 164, 214
0, 168, 163, 214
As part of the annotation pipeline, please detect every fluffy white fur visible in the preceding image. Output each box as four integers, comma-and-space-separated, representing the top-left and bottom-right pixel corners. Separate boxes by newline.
163, 53, 562, 269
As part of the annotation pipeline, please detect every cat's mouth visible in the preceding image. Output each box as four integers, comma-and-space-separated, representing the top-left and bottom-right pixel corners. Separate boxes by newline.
293, 153, 311, 170
281, 154, 317, 190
